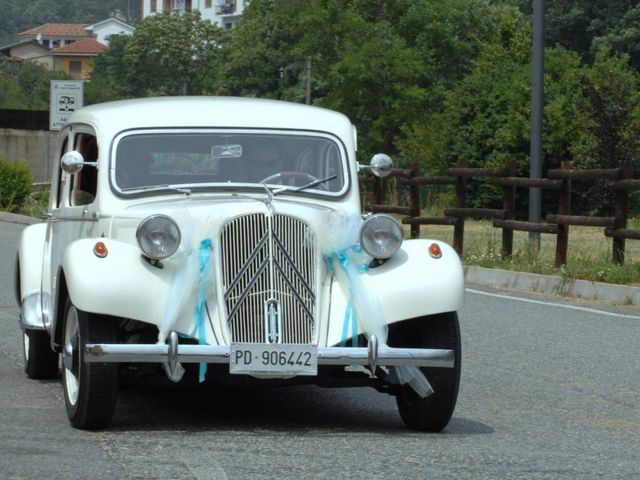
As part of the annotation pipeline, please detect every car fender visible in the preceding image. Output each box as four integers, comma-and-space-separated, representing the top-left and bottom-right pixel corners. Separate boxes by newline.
17, 223, 47, 302
60, 238, 173, 325
325, 239, 464, 346
17, 223, 48, 330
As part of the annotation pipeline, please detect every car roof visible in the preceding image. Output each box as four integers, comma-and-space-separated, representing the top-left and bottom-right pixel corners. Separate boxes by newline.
67, 96, 354, 136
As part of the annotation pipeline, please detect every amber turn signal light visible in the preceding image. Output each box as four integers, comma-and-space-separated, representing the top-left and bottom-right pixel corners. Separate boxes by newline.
428, 242, 442, 259
93, 241, 108, 258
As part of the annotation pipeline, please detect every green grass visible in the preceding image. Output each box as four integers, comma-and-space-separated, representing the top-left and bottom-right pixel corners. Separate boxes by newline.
17, 187, 50, 219
416, 218, 640, 286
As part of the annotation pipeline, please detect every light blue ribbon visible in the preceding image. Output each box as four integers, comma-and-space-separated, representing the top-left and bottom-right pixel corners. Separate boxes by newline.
193, 238, 212, 382
326, 245, 368, 347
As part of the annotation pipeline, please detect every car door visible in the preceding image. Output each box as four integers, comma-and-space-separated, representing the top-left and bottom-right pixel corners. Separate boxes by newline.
42, 125, 100, 339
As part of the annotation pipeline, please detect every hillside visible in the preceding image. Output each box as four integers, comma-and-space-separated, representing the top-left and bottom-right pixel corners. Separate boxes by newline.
0, 0, 139, 45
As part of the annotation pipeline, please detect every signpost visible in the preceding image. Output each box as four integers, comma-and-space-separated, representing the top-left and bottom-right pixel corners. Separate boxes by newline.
50, 80, 84, 131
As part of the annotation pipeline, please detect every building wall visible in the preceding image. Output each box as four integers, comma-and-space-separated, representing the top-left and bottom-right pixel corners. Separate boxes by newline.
91, 23, 135, 46
140, 0, 247, 28
0, 129, 59, 183
55, 56, 94, 80
10, 44, 54, 70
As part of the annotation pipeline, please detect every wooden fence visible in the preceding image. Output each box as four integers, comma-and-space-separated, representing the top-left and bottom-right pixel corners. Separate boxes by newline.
361, 160, 640, 267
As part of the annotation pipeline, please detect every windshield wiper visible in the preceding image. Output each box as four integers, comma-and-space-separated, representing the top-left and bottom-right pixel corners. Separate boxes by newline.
273, 175, 337, 196
121, 185, 191, 195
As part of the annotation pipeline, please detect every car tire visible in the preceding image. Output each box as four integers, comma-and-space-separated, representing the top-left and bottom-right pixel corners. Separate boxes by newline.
392, 312, 461, 432
62, 299, 118, 430
23, 329, 59, 379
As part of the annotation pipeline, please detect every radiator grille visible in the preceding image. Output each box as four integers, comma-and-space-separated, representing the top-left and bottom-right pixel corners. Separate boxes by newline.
220, 213, 316, 343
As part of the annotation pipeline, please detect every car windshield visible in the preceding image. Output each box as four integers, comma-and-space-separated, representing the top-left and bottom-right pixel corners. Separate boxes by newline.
113, 131, 348, 196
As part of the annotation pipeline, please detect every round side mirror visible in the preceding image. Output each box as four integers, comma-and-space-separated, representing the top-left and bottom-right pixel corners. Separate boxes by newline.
370, 153, 393, 178
61, 151, 84, 174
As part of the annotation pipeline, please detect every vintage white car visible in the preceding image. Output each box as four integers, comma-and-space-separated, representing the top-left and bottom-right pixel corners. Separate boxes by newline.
16, 97, 464, 431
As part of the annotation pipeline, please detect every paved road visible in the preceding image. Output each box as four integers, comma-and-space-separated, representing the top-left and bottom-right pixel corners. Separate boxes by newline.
1, 221, 639, 479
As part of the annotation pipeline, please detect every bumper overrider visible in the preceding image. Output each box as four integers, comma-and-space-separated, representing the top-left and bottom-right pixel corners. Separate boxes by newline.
80, 332, 454, 380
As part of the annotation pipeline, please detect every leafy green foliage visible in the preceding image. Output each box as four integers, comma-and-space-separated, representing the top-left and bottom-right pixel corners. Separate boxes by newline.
213, 0, 309, 99
540, 0, 638, 61
0, 156, 33, 212
87, 12, 229, 101
0, 60, 70, 109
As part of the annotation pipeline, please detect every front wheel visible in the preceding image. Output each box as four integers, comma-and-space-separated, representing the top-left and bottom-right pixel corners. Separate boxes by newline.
62, 300, 119, 430
23, 329, 59, 379
389, 312, 461, 432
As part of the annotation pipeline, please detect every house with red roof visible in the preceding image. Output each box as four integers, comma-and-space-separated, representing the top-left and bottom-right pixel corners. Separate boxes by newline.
51, 37, 108, 79
1, 18, 134, 80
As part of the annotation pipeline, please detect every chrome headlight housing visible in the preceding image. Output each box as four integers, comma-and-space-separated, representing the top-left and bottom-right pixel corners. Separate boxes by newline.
136, 215, 181, 260
359, 214, 403, 259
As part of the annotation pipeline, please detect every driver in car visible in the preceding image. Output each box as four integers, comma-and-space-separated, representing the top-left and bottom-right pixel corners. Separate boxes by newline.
250, 140, 283, 183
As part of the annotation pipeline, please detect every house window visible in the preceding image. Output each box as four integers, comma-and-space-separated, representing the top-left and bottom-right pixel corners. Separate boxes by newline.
205, 0, 211, 6
69, 61, 82, 80
150, 0, 157, 12
186, 0, 191, 11
163, 0, 170, 14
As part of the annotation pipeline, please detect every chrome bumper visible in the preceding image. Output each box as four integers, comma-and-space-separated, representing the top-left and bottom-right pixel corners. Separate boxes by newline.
83, 332, 454, 375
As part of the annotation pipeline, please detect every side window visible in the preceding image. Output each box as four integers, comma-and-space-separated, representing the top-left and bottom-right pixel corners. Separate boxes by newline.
70, 133, 98, 206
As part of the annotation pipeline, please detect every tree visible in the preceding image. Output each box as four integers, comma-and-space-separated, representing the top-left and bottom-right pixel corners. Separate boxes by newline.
540, 0, 637, 63
212, 0, 310, 99
570, 50, 640, 214
87, 12, 228, 100
591, 4, 640, 70
409, 11, 588, 213
85, 34, 132, 103
0, 60, 69, 110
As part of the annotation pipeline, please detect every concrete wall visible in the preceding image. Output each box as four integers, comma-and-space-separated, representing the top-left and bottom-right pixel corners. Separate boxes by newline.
0, 129, 59, 183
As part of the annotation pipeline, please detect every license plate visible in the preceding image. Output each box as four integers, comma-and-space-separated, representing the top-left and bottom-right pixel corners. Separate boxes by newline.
230, 343, 317, 376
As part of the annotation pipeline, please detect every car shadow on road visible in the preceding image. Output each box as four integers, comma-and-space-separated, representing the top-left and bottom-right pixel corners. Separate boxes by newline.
108, 380, 494, 436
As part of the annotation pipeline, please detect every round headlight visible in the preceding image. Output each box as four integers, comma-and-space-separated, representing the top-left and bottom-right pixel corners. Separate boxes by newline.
359, 214, 403, 259
136, 215, 181, 260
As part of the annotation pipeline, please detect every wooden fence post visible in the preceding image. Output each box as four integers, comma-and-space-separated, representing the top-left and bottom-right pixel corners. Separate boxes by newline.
555, 161, 572, 267
453, 160, 466, 255
410, 160, 420, 239
500, 160, 516, 258
612, 161, 631, 265
374, 175, 384, 205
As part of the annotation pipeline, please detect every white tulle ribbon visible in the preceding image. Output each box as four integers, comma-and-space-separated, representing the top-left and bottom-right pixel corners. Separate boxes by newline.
321, 211, 433, 397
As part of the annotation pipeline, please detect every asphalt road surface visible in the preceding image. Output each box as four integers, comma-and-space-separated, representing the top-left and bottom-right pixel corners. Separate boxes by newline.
1, 221, 639, 479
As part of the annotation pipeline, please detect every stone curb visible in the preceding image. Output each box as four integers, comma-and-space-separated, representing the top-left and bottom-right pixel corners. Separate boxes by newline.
464, 265, 640, 307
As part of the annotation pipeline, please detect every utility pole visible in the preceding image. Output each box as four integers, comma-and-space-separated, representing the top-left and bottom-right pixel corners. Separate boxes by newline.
529, 0, 544, 244
305, 57, 312, 105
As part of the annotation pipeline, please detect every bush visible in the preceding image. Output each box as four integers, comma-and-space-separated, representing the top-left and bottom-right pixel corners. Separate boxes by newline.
0, 156, 33, 212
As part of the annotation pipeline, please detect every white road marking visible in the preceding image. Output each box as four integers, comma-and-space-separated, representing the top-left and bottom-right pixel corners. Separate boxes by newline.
465, 288, 640, 320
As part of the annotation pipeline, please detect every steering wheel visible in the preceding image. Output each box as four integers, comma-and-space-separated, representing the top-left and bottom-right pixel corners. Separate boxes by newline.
260, 171, 320, 187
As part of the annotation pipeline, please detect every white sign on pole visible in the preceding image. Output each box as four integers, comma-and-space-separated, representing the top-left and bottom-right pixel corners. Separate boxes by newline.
50, 80, 84, 131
